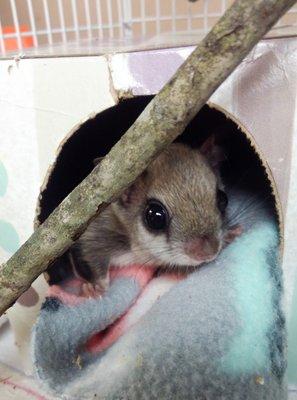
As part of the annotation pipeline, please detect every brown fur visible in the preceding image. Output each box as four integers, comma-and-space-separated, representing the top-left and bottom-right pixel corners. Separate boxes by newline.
146, 144, 222, 241
71, 142, 225, 286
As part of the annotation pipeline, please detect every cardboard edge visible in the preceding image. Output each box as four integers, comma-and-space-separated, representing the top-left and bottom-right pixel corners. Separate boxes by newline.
35, 99, 284, 259
208, 101, 284, 255
34, 111, 107, 231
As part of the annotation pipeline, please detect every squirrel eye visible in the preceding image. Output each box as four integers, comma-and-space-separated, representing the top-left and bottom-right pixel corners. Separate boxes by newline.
217, 190, 228, 214
144, 199, 169, 232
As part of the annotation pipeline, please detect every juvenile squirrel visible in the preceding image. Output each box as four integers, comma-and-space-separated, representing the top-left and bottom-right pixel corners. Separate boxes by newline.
70, 139, 241, 297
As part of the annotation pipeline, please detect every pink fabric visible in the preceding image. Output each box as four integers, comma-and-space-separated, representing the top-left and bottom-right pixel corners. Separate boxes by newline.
1, 378, 49, 400
46, 264, 185, 355
48, 264, 154, 306
86, 271, 183, 353
109, 264, 155, 289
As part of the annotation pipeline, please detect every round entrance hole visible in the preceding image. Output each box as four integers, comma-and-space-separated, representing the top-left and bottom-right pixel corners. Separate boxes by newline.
35, 96, 280, 284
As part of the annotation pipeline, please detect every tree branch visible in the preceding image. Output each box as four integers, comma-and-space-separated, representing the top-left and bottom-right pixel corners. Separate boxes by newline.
0, 0, 295, 315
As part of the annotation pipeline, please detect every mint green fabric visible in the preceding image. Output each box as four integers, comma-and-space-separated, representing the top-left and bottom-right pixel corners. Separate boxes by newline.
0, 161, 8, 197
0, 219, 20, 253
0, 160, 20, 255
220, 222, 277, 375
288, 283, 297, 384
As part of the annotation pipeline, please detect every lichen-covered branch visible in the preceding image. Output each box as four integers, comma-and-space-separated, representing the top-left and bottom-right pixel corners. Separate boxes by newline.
0, 0, 295, 316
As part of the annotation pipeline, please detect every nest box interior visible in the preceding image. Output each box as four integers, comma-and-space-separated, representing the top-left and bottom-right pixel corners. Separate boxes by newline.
35, 96, 279, 284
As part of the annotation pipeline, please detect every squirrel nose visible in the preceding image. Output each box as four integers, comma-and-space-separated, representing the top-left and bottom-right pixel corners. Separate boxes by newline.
184, 236, 220, 261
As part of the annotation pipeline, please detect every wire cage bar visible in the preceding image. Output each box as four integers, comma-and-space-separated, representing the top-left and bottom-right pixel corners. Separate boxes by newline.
0, 0, 296, 56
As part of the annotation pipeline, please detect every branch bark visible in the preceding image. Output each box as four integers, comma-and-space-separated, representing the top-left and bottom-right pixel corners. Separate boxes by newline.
0, 0, 295, 316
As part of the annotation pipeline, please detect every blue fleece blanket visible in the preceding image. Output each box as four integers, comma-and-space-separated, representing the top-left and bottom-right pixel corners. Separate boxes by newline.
32, 189, 286, 399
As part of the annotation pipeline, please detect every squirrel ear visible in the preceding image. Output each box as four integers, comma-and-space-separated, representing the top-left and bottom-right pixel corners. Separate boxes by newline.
119, 184, 137, 207
200, 135, 225, 168
119, 171, 148, 208
93, 156, 104, 167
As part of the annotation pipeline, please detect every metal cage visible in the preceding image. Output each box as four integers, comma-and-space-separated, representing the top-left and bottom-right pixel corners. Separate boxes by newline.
0, 0, 297, 56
